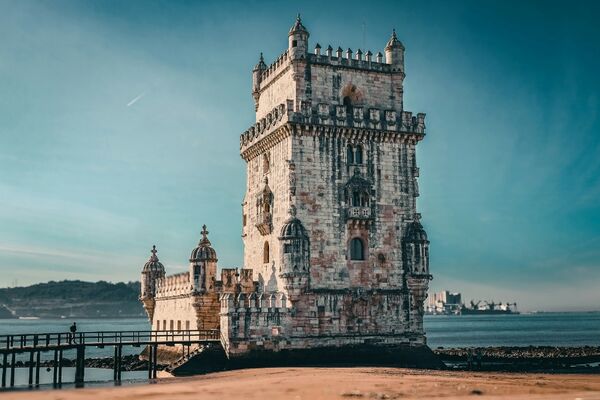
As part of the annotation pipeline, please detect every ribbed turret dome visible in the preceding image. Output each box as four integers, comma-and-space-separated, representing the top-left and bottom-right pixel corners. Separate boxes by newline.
253, 52, 266, 72
385, 29, 405, 50
279, 206, 307, 239
190, 225, 218, 262
289, 14, 308, 35
404, 219, 428, 242
143, 245, 165, 273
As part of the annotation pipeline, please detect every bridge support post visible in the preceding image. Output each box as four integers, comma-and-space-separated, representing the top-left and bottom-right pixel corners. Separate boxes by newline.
52, 349, 58, 386
113, 345, 122, 382
147, 345, 153, 379
58, 349, 63, 386
152, 344, 158, 379
74, 345, 85, 386
28, 351, 34, 386
9, 352, 15, 387
1, 352, 6, 388
35, 351, 40, 386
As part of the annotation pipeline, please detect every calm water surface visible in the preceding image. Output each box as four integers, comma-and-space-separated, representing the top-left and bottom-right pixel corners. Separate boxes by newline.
425, 312, 600, 348
1, 313, 599, 388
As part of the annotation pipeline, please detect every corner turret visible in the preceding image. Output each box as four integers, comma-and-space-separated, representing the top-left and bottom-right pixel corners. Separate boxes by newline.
385, 29, 405, 73
278, 206, 310, 299
189, 225, 218, 292
288, 14, 309, 60
140, 245, 165, 321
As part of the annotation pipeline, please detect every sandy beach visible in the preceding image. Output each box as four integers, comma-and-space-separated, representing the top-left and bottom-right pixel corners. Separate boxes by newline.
3, 367, 600, 400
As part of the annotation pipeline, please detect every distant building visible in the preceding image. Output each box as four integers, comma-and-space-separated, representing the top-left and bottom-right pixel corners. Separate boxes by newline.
427, 290, 462, 314
140, 16, 434, 364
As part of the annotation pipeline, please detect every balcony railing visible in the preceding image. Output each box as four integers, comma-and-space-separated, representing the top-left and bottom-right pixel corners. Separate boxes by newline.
346, 207, 372, 220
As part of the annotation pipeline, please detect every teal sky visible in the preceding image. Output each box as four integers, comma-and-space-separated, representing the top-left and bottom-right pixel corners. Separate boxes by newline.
1, 0, 599, 311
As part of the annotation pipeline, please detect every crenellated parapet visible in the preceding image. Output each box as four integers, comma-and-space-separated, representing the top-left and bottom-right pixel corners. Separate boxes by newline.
220, 291, 290, 353
257, 50, 290, 89
155, 272, 192, 298
306, 50, 398, 74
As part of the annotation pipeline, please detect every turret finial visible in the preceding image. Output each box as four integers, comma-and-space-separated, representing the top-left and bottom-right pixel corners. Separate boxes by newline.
149, 245, 159, 261
297, 13, 301, 22
288, 205, 297, 218
201, 225, 209, 240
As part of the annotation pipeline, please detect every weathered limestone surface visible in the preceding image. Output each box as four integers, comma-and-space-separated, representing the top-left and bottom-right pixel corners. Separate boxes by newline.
139, 16, 432, 365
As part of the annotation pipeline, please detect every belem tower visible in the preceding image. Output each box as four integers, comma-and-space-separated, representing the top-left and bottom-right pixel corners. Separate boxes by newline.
140, 16, 434, 368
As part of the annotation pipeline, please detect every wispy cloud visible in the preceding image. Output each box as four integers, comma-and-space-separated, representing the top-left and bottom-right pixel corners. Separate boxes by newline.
126, 91, 146, 107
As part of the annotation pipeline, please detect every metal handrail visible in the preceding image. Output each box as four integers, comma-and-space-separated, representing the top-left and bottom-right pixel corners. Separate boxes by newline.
0, 329, 220, 350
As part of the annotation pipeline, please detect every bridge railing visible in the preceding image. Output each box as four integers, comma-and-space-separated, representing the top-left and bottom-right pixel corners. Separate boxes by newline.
0, 329, 220, 351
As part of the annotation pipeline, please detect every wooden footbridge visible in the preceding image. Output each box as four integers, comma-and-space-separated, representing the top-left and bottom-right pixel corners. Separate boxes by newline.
0, 330, 220, 389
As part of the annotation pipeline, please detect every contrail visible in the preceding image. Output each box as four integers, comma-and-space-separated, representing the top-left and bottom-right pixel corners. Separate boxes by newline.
126, 92, 146, 107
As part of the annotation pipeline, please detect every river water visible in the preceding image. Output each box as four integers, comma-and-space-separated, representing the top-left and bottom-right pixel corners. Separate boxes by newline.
1, 312, 599, 388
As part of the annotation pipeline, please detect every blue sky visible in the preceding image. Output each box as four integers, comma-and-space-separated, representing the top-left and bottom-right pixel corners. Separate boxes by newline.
0, 0, 599, 311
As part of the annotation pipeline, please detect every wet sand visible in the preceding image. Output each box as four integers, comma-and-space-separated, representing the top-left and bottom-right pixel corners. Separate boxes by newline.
4, 367, 600, 400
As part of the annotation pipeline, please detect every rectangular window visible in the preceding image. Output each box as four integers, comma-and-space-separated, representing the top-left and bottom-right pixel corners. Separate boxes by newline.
186, 321, 190, 330
170, 320, 174, 331
177, 320, 182, 331
163, 320, 167, 330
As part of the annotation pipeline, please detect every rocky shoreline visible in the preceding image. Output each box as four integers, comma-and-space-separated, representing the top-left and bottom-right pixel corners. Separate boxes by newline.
434, 346, 600, 372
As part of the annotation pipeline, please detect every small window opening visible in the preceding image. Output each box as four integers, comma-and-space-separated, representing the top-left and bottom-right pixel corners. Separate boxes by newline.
347, 145, 354, 164
355, 145, 363, 164
263, 241, 270, 263
343, 96, 352, 115
350, 238, 365, 260
292, 40, 297, 47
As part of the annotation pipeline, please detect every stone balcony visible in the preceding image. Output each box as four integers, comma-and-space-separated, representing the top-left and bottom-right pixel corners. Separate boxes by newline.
255, 213, 272, 235
346, 206, 372, 220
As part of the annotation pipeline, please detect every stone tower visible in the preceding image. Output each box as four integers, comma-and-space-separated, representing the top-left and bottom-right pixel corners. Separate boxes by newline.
239, 16, 432, 351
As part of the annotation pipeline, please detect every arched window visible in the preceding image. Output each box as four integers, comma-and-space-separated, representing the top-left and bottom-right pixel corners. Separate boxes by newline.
355, 145, 363, 164
263, 241, 270, 263
343, 96, 352, 115
352, 190, 369, 207
350, 238, 365, 260
347, 145, 354, 164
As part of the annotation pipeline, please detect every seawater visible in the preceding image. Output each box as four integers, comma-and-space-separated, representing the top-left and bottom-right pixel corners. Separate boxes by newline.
1, 313, 600, 388
425, 312, 600, 348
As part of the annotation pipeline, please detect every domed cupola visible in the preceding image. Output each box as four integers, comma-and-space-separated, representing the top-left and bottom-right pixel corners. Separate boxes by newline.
289, 14, 308, 36
385, 29, 405, 51
278, 206, 310, 298
190, 225, 218, 262
143, 245, 165, 274
280, 207, 308, 240
404, 219, 428, 243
